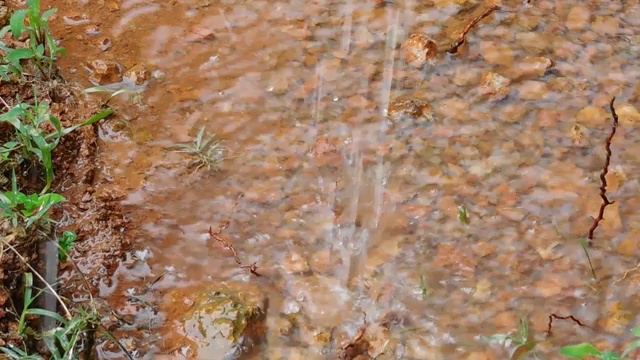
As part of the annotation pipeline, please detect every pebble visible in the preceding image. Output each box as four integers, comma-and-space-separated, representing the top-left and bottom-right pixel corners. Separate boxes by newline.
575, 105, 609, 128
387, 96, 433, 125
84, 25, 100, 36
283, 252, 310, 274
123, 63, 150, 85
565, 5, 591, 31
478, 41, 514, 67
479, 72, 511, 101
506, 56, 554, 80
591, 16, 618, 36
98, 37, 112, 51
403, 33, 437, 68
515, 31, 549, 53
517, 80, 549, 101
87, 59, 122, 85
617, 104, 640, 124
354, 26, 375, 49
472, 278, 492, 301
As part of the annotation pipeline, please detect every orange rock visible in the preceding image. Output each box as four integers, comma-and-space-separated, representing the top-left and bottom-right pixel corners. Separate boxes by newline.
403, 33, 437, 68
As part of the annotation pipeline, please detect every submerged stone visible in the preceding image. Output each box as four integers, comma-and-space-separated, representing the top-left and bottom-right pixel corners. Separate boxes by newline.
161, 282, 267, 360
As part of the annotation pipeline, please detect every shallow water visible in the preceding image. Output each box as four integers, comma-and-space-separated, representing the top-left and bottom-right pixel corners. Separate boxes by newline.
46, 0, 640, 358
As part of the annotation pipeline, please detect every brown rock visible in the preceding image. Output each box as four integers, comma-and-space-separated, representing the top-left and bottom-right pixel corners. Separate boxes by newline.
592, 16, 618, 36
517, 80, 549, 101
479, 72, 511, 101
97, 37, 112, 51
515, 32, 549, 53
507, 56, 554, 80
354, 26, 375, 49
432, 243, 477, 277
617, 235, 639, 257
87, 59, 122, 85
107, 1, 119, 11
478, 41, 514, 67
617, 104, 640, 124
575, 105, 609, 128
535, 274, 566, 297
283, 252, 310, 274
123, 63, 150, 85
566, 5, 591, 31
185, 27, 215, 43
403, 33, 437, 68
387, 96, 433, 124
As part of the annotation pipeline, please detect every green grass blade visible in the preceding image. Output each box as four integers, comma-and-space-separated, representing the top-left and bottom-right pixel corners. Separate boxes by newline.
195, 127, 205, 149
622, 339, 640, 358
25, 308, 67, 324
560, 343, 602, 358
41, 8, 57, 21
57, 109, 113, 137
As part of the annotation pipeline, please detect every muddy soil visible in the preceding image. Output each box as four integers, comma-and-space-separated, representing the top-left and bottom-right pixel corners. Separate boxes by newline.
0, 28, 133, 351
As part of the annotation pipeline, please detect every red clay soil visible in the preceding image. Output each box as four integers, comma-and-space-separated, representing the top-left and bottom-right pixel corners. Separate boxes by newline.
0, 71, 134, 347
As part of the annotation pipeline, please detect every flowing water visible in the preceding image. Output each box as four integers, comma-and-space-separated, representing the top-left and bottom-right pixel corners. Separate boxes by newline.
44, 0, 640, 358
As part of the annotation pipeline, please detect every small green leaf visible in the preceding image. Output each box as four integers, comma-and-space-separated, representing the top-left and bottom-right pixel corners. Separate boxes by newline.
58, 231, 77, 262
631, 327, 640, 338
83, 86, 111, 94
601, 350, 621, 360
9, 10, 27, 39
34, 43, 45, 56
195, 127, 205, 149
458, 205, 469, 224
41, 8, 57, 21
560, 343, 602, 358
4, 47, 35, 62
0, 25, 11, 38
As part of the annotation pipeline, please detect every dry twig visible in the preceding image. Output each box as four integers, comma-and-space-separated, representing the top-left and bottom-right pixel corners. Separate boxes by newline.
209, 226, 261, 276
447, 5, 501, 54
614, 262, 640, 284
586, 97, 619, 247
545, 314, 588, 338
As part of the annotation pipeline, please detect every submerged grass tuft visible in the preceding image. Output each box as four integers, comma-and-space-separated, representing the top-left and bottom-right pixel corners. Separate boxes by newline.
172, 126, 226, 172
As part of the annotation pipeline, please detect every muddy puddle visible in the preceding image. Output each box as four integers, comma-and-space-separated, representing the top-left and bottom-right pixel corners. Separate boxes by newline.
44, 0, 640, 358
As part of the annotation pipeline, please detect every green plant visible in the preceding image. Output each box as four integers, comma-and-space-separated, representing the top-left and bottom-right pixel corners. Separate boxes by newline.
560, 327, 640, 359
0, 241, 135, 360
0, 90, 112, 193
57, 230, 76, 262
458, 205, 469, 224
84, 86, 132, 107
0, 0, 65, 79
483, 316, 540, 359
419, 275, 431, 297
579, 237, 597, 280
172, 126, 226, 172
0, 170, 64, 228
0, 273, 96, 360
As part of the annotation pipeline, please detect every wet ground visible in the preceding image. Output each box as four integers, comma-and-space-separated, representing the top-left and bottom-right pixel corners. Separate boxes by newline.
44, 0, 640, 358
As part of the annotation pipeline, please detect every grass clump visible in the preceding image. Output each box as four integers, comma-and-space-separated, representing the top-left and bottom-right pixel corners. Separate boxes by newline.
483, 316, 540, 359
173, 126, 226, 172
0, 272, 130, 360
0, 0, 64, 80
0, 0, 123, 358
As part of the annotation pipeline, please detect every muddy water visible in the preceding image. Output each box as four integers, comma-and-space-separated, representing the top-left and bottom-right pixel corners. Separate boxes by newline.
46, 0, 640, 358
